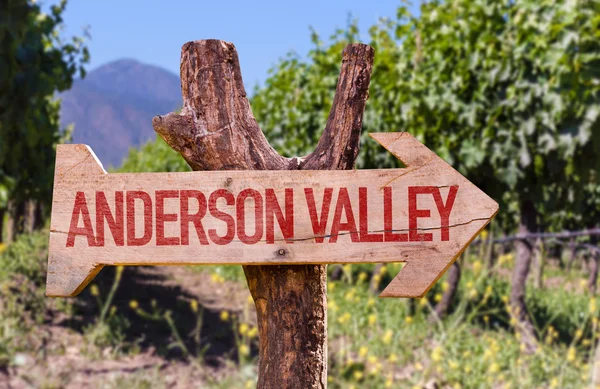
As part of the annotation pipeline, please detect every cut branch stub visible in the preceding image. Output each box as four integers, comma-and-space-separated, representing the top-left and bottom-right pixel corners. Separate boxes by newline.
152, 40, 374, 389
152, 39, 290, 171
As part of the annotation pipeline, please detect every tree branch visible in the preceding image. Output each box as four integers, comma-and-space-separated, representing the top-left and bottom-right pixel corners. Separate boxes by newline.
301, 43, 374, 170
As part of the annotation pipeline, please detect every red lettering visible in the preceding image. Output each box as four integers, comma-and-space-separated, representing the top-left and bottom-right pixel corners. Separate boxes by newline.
208, 189, 235, 245
330, 188, 359, 243
180, 190, 208, 245
305, 188, 333, 243
236, 189, 263, 245
95, 191, 124, 246
126, 191, 153, 246
359, 187, 383, 242
408, 186, 434, 242
66, 191, 98, 247
156, 190, 180, 246
265, 188, 294, 244
384, 187, 408, 242
432, 186, 459, 241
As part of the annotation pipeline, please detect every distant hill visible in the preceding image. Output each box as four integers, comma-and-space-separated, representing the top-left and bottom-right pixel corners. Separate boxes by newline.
59, 59, 182, 168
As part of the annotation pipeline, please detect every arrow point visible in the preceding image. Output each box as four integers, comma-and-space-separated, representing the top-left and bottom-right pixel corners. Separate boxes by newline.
379, 259, 452, 298
369, 132, 438, 168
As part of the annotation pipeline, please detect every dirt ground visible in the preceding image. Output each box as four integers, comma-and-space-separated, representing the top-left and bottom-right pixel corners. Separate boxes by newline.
1, 266, 255, 389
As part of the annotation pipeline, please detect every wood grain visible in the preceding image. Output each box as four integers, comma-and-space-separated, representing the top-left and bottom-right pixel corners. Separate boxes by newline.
47, 132, 497, 297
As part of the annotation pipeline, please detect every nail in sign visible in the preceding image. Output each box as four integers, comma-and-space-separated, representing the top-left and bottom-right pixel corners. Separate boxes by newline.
46, 132, 498, 298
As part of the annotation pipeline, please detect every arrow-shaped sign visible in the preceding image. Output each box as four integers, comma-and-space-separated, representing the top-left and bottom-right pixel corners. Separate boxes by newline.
46, 132, 498, 298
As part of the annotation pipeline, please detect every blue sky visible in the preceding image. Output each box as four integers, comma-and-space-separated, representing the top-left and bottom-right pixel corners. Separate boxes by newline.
44, 0, 416, 88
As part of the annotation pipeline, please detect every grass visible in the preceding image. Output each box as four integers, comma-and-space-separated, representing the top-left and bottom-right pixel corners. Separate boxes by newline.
0, 230, 597, 388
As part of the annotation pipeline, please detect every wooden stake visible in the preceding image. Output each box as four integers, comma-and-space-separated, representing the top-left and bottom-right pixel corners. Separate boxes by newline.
152, 39, 374, 389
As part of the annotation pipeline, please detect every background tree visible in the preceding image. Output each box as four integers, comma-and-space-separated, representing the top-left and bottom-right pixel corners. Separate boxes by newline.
0, 0, 89, 242
251, 0, 600, 351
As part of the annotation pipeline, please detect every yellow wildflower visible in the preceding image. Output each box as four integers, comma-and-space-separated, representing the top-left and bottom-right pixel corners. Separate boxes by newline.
358, 272, 368, 282
415, 362, 423, 371
353, 371, 364, 381
550, 378, 559, 388
385, 378, 393, 388
380, 265, 388, 275
190, 299, 198, 313
129, 300, 139, 309
473, 260, 482, 275
489, 363, 500, 373
367, 298, 375, 307
245, 380, 254, 389
239, 344, 250, 356
367, 355, 377, 364
329, 282, 336, 292
220, 310, 229, 321
383, 330, 393, 345
590, 298, 597, 313
434, 293, 443, 302
431, 346, 443, 362
90, 284, 100, 297
480, 230, 488, 240
338, 312, 351, 324
468, 288, 478, 300
388, 353, 398, 363
567, 347, 576, 362
248, 327, 258, 339
359, 346, 368, 358
239, 323, 249, 336
368, 314, 377, 326
405, 315, 413, 324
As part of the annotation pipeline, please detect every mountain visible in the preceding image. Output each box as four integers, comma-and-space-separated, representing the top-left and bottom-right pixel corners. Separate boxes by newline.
59, 59, 182, 168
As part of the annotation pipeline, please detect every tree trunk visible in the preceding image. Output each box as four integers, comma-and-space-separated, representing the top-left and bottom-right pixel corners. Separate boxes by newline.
510, 200, 538, 353
588, 254, 598, 295
433, 261, 461, 319
6, 199, 25, 242
0, 208, 4, 243
532, 238, 544, 289
567, 238, 576, 271
152, 39, 374, 389
589, 237, 599, 295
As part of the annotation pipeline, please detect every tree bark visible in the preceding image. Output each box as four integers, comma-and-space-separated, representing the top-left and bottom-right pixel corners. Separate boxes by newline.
6, 199, 24, 242
510, 200, 538, 353
432, 261, 461, 319
567, 237, 577, 271
589, 237, 599, 295
532, 238, 544, 289
0, 208, 4, 243
153, 39, 374, 389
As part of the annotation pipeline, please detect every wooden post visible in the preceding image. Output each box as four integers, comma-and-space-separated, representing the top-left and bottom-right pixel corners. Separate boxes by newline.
153, 39, 374, 388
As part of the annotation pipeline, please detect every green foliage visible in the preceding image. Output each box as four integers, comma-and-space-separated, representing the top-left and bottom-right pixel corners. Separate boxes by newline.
251, 0, 600, 232
0, 230, 49, 367
117, 135, 190, 173
0, 0, 89, 213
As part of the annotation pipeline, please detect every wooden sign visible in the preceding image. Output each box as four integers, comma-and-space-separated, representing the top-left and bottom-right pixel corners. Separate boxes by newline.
46, 132, 498, 298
